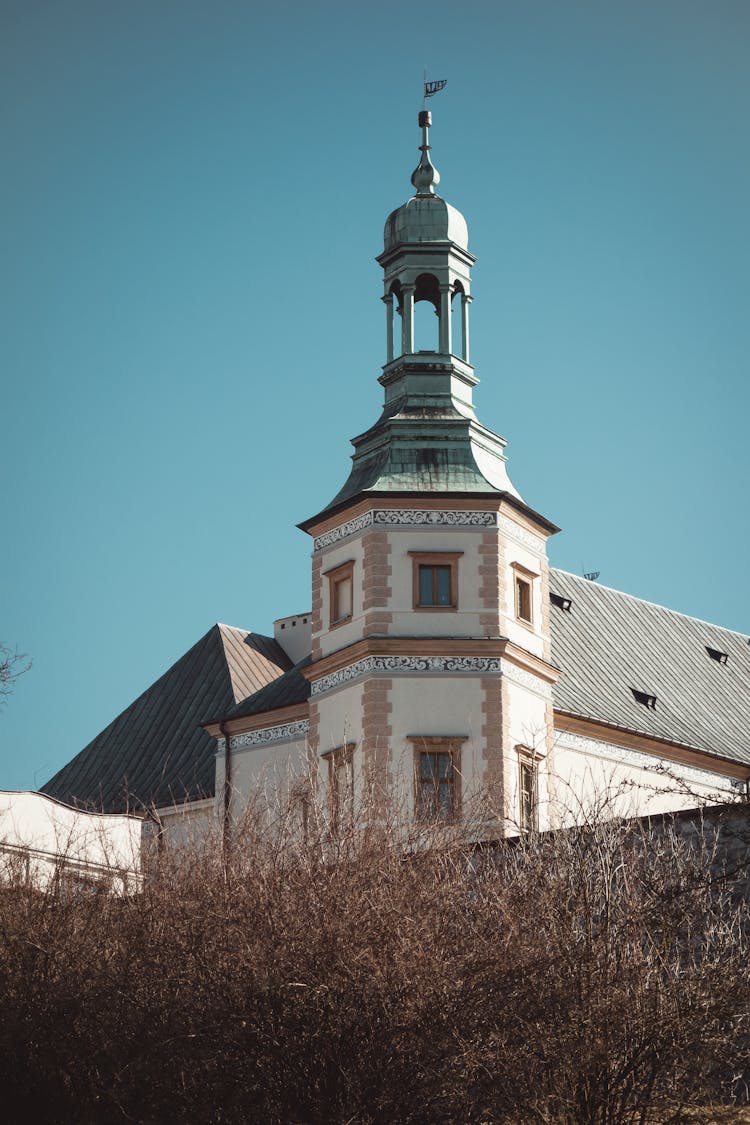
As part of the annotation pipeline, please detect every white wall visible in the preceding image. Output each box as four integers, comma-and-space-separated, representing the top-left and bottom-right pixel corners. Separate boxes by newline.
0, 790, 142, 894
553, 729, 741, 824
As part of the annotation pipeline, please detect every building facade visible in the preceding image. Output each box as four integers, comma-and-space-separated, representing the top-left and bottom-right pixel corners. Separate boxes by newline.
44, 113, 750, 837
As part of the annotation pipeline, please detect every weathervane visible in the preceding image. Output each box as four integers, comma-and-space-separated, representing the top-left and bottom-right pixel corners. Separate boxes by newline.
422, 68, 447, 110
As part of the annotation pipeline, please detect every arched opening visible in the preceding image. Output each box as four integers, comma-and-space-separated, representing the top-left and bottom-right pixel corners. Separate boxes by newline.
388, 281, 403, 361
413, 273, 440, 352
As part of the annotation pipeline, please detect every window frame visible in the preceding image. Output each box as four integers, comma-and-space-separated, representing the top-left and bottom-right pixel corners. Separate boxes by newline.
516, 745, 542, 832
409, 551, 462, 611
510, 561, 538, 627
324, 742, 356, 833
408, 736, 466, 822
324, 559, 355, 629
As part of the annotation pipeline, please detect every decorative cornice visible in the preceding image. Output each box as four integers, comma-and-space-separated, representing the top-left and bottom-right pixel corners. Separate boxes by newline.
226, 720, 309, 751
314, 508, 497, 551
554, 729, 743, 793
311, 655, 505, 697
314, 511, 374, 550
313, 506, 550, 553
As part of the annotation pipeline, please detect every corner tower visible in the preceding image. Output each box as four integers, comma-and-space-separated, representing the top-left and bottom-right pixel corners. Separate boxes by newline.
300, 112, 560, 834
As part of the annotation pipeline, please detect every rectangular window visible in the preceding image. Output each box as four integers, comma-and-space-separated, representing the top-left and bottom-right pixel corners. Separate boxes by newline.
325, 743, 355, 833
409, 736, 466, 822
409, 552, 462, 611
419, 564, 452, 606
516, 575, 532, 623
511, 562, 538, 626
324, 560, 355, 628
517, 748, 539, 832
419, 751, 454, 819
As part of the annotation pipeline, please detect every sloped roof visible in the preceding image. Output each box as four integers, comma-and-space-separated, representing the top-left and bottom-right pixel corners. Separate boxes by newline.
549, 569, 750, 767
220, 656, 312, 722
42, 626, 291, 813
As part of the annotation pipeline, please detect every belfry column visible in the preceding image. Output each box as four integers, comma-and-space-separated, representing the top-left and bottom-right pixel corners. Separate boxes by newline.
461, 293, 471, 363
383, 293, 394, 363
401, 284, 415, 355
439, 283, 452, 355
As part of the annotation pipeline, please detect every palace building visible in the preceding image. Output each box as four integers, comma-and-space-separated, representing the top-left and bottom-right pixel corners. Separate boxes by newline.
44, 112, 750, 836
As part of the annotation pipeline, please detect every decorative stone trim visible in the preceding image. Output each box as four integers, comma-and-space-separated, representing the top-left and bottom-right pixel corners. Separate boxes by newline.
554, 729, 741, 793
314, 512, 374, 551
314, 509, 497, 552
373, 509, 497, 529
497, 514, 545, 555
502, 661, 554, 700
228, 720, 309, 750
311, 655, 505, 697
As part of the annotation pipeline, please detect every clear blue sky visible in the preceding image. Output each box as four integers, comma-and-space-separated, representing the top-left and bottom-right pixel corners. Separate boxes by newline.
2, 0, 748, 791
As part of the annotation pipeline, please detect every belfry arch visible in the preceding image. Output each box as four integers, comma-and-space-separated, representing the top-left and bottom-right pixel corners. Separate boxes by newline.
377, 111, 473, 364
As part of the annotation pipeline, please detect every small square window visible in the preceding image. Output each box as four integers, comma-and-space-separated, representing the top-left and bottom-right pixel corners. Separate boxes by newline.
409, 552, 462, 611
324, 560, 355, 628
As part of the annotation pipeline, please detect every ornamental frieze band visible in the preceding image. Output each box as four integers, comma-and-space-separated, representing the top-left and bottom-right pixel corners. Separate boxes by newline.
311, 655, 505, 697
314, 509, 497, 551
228, 720, 310, 750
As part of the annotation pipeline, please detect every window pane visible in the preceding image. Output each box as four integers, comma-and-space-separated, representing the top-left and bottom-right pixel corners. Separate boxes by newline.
421, 753, 436, 779
438, 781, 453, 818
520, 761, 536, 829
436, 566, 451, 606
420, 780, 437, 817
437, 752, 452, 779
517, 577, 531, 622
419, 566, 434, 606
336, 576, 352, 619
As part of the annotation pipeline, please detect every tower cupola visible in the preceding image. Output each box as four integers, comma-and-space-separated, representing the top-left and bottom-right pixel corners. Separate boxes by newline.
301, 109, 554, 528
380, 110, 473, 364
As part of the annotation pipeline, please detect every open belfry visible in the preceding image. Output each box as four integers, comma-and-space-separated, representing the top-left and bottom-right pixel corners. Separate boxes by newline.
45, 112, 750, 835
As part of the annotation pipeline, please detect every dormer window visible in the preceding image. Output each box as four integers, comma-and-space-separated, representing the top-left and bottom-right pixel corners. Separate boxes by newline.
706, 646, 729, 665
632, 689, 657, 710
325, 560, 355, 628
550, 592, 572, 612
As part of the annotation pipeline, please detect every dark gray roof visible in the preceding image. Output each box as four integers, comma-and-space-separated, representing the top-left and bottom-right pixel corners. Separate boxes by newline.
219, 656, 311, 722
42, 626, 291, 813
549, 569, 750, 767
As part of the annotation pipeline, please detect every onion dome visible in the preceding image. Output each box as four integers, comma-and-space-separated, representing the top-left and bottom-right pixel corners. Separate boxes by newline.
383, 110, 469, 252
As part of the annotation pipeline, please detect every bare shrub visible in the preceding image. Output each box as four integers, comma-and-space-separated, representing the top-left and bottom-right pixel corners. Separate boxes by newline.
0, 796, 748, 1124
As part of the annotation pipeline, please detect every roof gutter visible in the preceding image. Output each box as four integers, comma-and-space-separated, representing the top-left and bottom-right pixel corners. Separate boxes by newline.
219, 721, 232, 864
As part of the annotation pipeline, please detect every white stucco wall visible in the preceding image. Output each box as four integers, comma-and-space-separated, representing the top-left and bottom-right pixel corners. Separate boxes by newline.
316, 538, 366, 658
154, 798, 217, 850
0, 790, 142, 894
388, 527, 485, 637
216, 736, 310, 822
553, 729, 742, 824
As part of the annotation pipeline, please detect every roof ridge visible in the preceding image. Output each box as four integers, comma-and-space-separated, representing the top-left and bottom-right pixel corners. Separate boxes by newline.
550, 567, 748, 640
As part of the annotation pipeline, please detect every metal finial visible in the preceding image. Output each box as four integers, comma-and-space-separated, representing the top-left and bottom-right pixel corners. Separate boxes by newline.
411, 110, 440, 196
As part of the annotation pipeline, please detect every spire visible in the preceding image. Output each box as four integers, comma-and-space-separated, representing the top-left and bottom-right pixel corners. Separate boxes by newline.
411, 110, 440, 196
